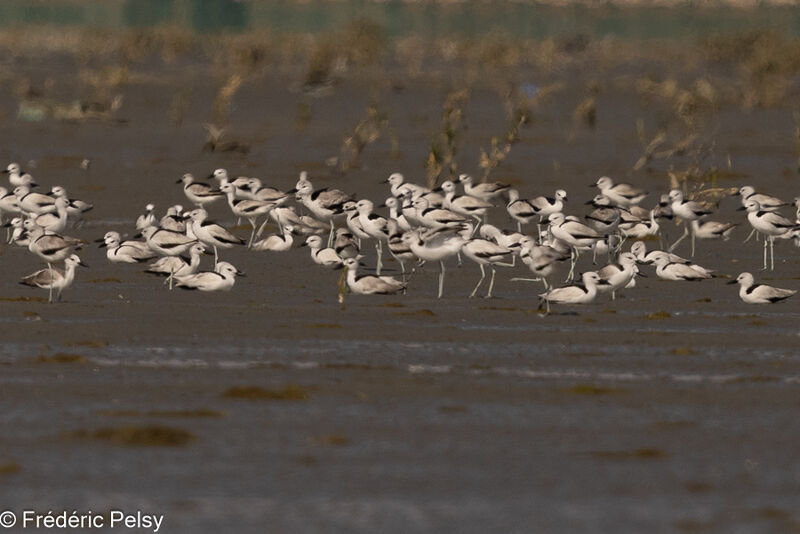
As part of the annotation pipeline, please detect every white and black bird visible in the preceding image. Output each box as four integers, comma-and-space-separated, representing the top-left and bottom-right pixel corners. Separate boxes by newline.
136, 203, 157, 230
252, 225, 296, 252
384, 172, 429, 200
98, 231, 157, 263
290, 171, 353, 246
160, 205, 186, 233
14, 185, 55, 215
630, 242, 688, 266
402, 228, 465, 298
539, 271, 605, 313
175, 261, 243, 292
740, 199, 795, 270
585, 194, 622, 235
734, 186, 787, 212
332, 227, 360, 259
440, 180, 493, 226
547, 212, 602, 280
139, 225, 197, 257
32, 197, 70, 233
243, 178, 290, 205
691, 219, 737, 241
343, 257, 406, 295
219, 182, 276, 247
511, 236, 566, 291
652, 253, 712, 281
595, 176, 647, 208
458, 173, 510, 202
356, 199, 390, 275
24, 220, 82, 265
49, 186, 93, 219
21, 253, 87, 303
460, 234, 513, 298
412, 197, 467, 230
505, 189, 539, 231
146, 243, 206, 281
186, 208, 246, 263
303, 235, 343, 269
668, 189, 713, 256
4, 163, 36, 188
728, 272, 796, 304
620, 207, 660, 239
596, 252, 638, 300
381, 196, 411, 232
178, 173, 224, 207
386, 219, 415, 275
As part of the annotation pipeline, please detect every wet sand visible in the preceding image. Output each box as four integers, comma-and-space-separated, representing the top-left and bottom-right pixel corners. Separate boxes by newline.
1, 32, 800, 533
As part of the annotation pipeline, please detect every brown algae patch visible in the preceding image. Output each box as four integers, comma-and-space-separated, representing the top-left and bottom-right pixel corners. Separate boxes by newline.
34, 353, 89, 364
65, 425, 195, 446
223, 385, 310, 401
0, 463, 21, 475
723, 375, 780, 384
313, 434, 350, 446
671, 347, 697, 356
644, 311, 671, 320
393, 309, 436, 317
66, 339, 109, 348
438, 405, 469, 413
100, 409, 225, 418
590, 448, 668, 460
304, 323, 341, 329
566, 384, 626, 395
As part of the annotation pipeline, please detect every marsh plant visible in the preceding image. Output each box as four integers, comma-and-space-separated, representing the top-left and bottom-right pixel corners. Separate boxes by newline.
339, 105, 389, 172
425, 89, 470, 188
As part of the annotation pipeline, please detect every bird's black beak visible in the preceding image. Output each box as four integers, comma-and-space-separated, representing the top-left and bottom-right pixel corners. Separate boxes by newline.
584, 200, 595, 205
736, 206, 746, 211
380, 178, 389, 184
1, 169, 7, 174
175, 178, 183, 184
2, 221, 11, 228
637, 272, 647, 278
432, 186, 443, 193
236, 270, 246, 277
133, 232, 142, 238
79, 261, 89, 268
286, 188, 297, 194
46, 191, 55, 197
300, 242, 307, 247
732, 191, 740, 196
588, 183, 596, 187
726, 279, 737, 284
206, 173, 215, 180
377, 202, 387, 208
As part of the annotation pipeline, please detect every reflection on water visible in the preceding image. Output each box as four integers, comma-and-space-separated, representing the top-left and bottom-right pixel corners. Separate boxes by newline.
0, 0, 797, 37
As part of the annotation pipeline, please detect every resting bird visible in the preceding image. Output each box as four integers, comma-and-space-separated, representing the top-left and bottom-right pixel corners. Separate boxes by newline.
175, 262, 243, 291
728, 272, 796, 304
342, 257, 406, 295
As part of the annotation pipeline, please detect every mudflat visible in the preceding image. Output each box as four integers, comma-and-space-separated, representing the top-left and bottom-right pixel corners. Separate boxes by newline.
0, 22, 799, 533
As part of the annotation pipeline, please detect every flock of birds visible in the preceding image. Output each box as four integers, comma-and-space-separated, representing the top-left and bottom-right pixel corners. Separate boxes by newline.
1, 160, 799, 312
